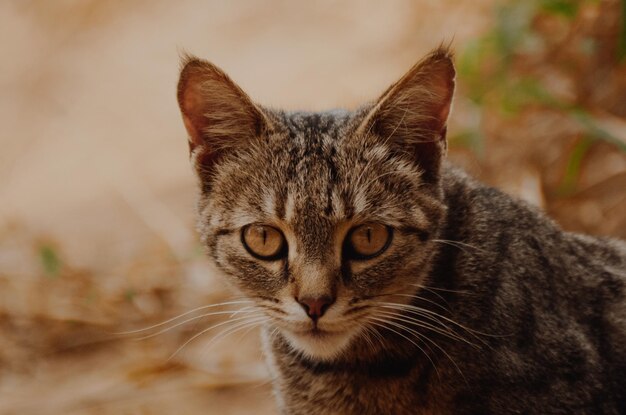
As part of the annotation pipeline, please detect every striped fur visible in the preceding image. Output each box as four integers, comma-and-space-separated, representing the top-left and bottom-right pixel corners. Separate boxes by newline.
177, 47, 626, 414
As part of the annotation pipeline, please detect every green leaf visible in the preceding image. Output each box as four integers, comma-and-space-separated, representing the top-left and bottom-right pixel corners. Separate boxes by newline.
498, 76, 560, 114
449, 129, 485, 157
39, 244, 61, 278
570, 109, 626, 152
124, 289, 137, 302
539, 0, 580, 18
558, 136, 594, 196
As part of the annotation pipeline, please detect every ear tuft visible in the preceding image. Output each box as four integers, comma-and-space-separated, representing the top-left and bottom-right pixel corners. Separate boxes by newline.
358, 46, 456, 183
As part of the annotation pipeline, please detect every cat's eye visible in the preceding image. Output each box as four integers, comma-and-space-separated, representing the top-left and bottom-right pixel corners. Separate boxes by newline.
241, 225, 287, 260
345, 223, 392, 260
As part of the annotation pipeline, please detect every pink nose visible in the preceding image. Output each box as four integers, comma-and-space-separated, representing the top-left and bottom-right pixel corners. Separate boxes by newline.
297, 296, 335, 321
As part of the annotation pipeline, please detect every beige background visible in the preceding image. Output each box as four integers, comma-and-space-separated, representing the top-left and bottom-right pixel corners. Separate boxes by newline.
1, 1, 623, 414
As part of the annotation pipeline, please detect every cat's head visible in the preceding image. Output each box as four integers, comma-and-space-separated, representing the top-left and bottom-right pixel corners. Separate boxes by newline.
177, 48, 455, 361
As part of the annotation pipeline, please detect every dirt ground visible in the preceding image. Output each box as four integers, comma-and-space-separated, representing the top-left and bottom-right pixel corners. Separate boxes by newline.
1, 1, 624, 414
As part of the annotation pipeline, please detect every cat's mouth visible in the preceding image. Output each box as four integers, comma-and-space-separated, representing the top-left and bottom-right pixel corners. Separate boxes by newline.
288, 321, 347, 338
296, 327, 336, 339
279, 324, 358, 360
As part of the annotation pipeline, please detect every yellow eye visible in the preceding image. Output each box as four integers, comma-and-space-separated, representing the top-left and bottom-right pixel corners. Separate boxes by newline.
242, 225, 286, 260
346, 223, 392, 260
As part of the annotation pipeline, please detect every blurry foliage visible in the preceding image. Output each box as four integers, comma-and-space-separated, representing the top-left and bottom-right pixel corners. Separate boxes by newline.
124, 288, 137, 302
450, 129, 486, 158
455, 0, 626, 173
38, 242, 62, 278
558, 135, 594, 194
541, 0, 582, 17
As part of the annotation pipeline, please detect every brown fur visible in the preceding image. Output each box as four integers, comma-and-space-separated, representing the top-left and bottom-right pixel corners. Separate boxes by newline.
177, 47, 626, 414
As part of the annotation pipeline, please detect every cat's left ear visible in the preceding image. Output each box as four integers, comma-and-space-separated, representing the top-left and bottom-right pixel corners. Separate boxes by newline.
177, 55, 272, 171
356, 46, 455, 183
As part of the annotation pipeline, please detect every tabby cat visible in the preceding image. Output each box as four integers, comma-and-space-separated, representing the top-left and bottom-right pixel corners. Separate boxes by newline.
176, 47, 626, 414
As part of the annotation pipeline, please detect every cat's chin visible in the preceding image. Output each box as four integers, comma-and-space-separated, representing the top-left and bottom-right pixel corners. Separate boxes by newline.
281, 328, 357, 361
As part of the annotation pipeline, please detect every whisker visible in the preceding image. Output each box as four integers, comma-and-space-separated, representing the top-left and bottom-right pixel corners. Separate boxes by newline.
258, 304, 288, 315
376, 303, 490, 349
409, 284, 454, 309
409, 283, 470, 295
367, 323, 387, 349
229, 305, 257, 318
377, 302, 496, 339
409, 284, 469, 308
369, 316, 437, 359
374, 309, 479, 349
201, 317, 269, 354
381, 292, 450, 314
343, 304, 372, 317
236, 318, 270, 340
432, 239, 488, 254
269, 326, 280, 341
375, 309, 454, 341
366, 321, 393, 353
380, 304, 507, 353
134, 309, 261, 340
166, 314, 264, 361
115, 300, 254, 335
368, 317, 440, 378
371, 315, 465, 381
406, 283, 472, 312
358, 325, 377, 352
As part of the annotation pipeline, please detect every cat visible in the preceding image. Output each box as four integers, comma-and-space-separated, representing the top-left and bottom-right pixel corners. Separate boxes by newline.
176, 47, 626, 414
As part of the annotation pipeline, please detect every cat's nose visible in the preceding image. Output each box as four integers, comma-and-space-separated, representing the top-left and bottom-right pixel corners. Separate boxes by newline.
297, 296, 335, 322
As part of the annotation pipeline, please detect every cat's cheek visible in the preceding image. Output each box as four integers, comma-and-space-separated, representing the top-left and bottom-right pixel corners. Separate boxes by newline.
215, 247, 287, 294
347, 257, 410, 292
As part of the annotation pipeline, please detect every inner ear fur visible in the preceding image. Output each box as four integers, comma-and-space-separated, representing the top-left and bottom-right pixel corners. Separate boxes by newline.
177, 55, 271, 171
357, 46, 456, 183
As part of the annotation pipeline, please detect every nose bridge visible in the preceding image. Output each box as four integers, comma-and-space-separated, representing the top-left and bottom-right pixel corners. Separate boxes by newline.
289, 192, 338, 297
296, 215, 333, 259
295, 260, 336, 298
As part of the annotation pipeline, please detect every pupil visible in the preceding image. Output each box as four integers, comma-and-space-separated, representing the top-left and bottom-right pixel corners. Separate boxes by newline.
262, 229, 267, 245
366, 228, 371, 244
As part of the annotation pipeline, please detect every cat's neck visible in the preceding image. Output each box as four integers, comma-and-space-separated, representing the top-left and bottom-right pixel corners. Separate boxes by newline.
266, 324, 439, 376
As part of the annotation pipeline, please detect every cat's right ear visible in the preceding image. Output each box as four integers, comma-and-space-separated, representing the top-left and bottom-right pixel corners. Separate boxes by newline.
177, 55, 271, 172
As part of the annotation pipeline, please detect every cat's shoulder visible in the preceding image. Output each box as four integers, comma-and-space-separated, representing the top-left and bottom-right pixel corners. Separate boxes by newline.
440, 162, 626, 266
440, 163, 555, 230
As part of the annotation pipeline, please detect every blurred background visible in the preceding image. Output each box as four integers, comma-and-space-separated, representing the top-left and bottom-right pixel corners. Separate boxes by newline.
1, 0, 625, 413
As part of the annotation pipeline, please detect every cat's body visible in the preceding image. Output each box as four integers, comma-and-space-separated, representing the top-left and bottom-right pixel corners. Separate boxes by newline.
176, 48, 626, 414
265, 164, 626, 414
